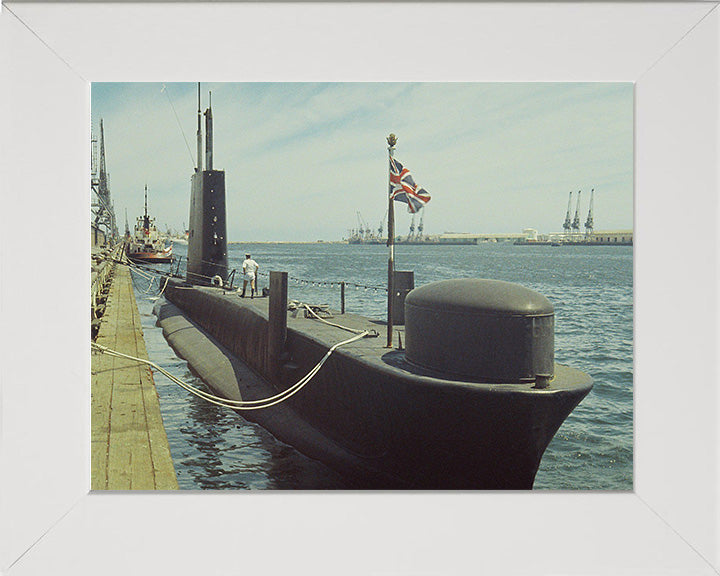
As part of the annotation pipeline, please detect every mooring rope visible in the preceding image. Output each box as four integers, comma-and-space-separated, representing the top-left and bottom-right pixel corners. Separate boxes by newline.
91, 327, 369, 411
127, 266, 171, 296
111, 255, 177, 297
291, 300, 378, 338
94, 251, 376, 409
157, 276, 170, 297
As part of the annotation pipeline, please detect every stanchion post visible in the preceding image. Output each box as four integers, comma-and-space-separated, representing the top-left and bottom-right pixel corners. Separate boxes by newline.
267, 271, 288, 384
386, 133, 397, 348
340, 281, 346, 314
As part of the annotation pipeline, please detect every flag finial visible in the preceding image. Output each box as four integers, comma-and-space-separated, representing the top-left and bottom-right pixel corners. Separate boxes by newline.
387, 133, 397, 147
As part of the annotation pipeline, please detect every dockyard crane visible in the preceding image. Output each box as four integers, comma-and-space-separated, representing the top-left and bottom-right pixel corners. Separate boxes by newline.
359, 212, 373, 240
584, 189, 595, 237
356, 211, 365, 238
417, 209, 425, 240
91, 119, 119, 244
571, 190, 582, 240
99, 120, 118, 239
408, 214, 416, 241
378, 209, 388, 238
563, 191, 573, 238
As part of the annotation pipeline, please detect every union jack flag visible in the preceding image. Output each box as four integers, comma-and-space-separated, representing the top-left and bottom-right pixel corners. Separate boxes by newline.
389, 157, 431, 214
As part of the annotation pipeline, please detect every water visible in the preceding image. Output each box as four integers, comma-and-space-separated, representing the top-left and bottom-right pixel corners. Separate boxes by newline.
133, 241, 633, 490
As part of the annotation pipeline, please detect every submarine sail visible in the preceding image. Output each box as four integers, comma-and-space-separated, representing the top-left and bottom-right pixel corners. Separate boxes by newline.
187, 84, 228, 285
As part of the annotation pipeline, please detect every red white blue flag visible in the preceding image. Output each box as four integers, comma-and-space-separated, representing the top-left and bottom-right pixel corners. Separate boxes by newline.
389, 157, 431, 214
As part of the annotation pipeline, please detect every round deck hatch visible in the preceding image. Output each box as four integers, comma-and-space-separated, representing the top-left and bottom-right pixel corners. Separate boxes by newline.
404, 279, 554, 383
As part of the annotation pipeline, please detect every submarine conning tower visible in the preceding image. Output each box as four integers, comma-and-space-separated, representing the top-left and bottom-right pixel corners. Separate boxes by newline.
187, 86, 228, 285
405, 278, 555, 387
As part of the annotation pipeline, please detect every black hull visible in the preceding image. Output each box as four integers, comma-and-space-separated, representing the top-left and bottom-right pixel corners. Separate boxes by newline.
161, 281, 592, 489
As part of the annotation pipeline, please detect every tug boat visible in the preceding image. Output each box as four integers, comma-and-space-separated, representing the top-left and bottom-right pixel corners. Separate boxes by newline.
126, 185, 173, 264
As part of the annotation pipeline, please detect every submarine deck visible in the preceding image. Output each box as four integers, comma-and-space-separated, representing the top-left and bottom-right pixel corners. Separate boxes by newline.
194, 285, 589, 393
161, 281, 593, 488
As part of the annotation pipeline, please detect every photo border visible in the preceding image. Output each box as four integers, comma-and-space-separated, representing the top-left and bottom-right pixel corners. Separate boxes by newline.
1, 3, 717, 574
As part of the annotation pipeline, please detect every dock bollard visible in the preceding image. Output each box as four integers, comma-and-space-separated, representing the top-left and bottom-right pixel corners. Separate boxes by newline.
267, 271, 288, 382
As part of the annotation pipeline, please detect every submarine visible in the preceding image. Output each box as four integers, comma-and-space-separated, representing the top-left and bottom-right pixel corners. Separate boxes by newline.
157, 87, 593, 489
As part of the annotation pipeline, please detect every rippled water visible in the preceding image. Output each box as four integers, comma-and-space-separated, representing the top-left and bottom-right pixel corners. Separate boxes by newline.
134, 241, 633, 490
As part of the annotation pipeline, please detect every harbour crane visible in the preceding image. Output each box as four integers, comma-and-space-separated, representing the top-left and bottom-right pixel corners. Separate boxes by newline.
91, 119, 119, 242
408, 214, 416, 241
571, 190, 582, 240
417, 209, 425, 240
378, 209, 388, 239
356, 211, 365, 238
562, 191, 573, 238
357, 212, 375, 240
584, 189, 595, 237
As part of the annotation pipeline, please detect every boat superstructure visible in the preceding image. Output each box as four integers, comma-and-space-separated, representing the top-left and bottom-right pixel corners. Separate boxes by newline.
126, 185, 173, 264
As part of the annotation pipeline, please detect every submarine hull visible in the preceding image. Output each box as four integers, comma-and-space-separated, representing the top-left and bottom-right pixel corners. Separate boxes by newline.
162, 281, 592, 489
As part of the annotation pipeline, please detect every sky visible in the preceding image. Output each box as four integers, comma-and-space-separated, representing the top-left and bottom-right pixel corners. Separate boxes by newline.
91, 82, 633, 242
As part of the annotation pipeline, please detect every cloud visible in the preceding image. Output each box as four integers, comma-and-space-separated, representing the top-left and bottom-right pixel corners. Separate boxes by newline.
92, 82, 633, 240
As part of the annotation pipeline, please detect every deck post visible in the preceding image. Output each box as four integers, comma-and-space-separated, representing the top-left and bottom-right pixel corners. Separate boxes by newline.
386, 133, 397, 347
392, 270, 414, 325
268, 271, 288, 383
340, 281, 346, 314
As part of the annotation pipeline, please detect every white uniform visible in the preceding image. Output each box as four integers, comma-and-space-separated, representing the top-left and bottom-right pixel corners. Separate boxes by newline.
243, 258, 258, 280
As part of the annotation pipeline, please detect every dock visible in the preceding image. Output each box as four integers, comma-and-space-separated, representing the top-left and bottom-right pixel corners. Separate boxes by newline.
91, 262, 178, 490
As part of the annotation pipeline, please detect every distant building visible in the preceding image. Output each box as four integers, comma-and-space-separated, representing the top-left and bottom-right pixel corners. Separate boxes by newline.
589, 230, 633, 244
522, 228, 539, 241
440, 232, 524, 242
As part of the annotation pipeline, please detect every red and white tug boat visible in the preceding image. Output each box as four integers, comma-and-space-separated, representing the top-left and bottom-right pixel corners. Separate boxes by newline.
126, 185, 173, 264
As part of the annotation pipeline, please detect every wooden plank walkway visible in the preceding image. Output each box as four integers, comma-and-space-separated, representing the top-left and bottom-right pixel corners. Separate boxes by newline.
91, 264, 178, 490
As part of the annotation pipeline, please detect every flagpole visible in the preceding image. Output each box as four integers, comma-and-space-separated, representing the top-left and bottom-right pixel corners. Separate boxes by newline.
386, 133, 397, 348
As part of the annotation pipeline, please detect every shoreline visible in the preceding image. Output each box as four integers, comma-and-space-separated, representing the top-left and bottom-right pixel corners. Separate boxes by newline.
228, 240, 347, 245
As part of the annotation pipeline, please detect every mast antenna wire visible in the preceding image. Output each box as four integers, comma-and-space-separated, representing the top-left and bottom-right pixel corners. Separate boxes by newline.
161, 84, 195, 168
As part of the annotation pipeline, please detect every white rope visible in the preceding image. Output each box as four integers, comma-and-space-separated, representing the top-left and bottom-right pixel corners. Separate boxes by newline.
131, 265, 158, 279
158, 276, 170, 296
94, 259, 374, 409
293, 301, 375, 337
142, 275, 157, 293
91, 328, 368, 411
126, 262, 172, 296
127, 263, 156, 281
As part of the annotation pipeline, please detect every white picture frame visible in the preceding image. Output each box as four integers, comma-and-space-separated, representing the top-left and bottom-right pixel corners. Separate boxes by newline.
0, 3, 717, 574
